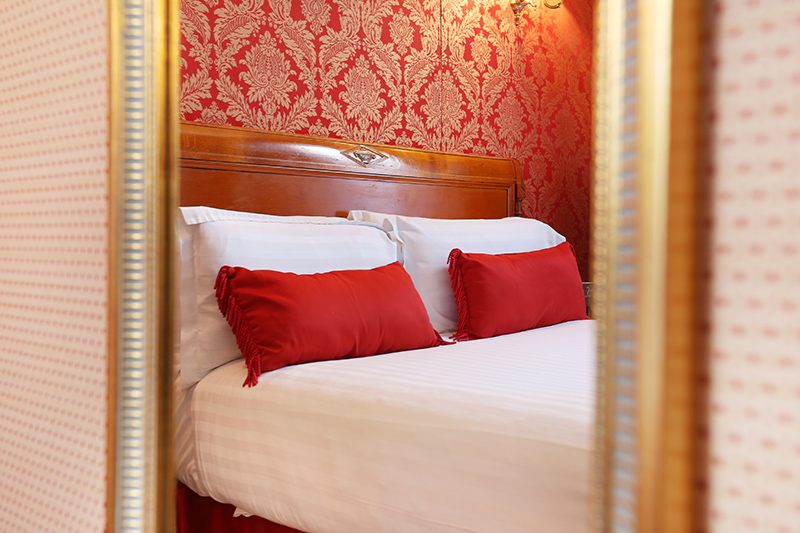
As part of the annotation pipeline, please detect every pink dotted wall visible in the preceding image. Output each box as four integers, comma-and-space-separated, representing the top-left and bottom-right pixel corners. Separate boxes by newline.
0, 0, 109, 531
705, 1, 800, 531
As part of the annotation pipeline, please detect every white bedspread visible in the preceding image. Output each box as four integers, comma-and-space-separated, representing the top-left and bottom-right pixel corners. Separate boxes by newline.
176, 319, 596, 533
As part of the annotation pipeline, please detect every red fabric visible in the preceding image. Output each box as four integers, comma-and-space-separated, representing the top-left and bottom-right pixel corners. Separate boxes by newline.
215, 261, 448, 386
447, 242, 588, 340
176, 482, 304, 533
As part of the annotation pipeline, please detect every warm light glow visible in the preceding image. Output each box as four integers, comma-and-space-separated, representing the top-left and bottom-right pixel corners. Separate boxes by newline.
510, 0, 563, 25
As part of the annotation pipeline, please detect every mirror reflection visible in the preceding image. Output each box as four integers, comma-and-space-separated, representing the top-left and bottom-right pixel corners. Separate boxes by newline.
174, 1, 595, 532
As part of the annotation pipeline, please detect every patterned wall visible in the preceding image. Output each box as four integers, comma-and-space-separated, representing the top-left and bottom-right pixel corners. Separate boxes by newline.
704, 1, 800, 531
180, 0, 594, 277
0, 1, 109, 532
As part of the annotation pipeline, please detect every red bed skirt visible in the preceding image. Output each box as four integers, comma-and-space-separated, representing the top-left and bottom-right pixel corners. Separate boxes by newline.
176, 482, 305, 533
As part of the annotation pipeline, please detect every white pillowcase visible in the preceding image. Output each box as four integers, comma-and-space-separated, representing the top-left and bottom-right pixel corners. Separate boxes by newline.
177, 206, 399, 390
348, 211, 566, 336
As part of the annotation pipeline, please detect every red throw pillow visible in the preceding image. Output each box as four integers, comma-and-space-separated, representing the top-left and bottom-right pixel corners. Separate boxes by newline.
215, 261, 448, 387
447, 242, 588, 341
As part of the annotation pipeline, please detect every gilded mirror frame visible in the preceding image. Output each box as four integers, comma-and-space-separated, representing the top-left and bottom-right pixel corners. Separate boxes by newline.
107, 0, 179, 530
105, 0, 703, 530
593, 0, 701, 531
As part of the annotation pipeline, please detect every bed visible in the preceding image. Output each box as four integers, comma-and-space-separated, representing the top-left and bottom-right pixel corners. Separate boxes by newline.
174, 123, 596, 533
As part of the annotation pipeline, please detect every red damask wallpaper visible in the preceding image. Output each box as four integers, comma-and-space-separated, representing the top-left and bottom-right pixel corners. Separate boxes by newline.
180, 0, 593, 277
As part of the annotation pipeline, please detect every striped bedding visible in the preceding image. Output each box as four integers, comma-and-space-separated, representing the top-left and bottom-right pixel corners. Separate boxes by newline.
175, 319, 596, 533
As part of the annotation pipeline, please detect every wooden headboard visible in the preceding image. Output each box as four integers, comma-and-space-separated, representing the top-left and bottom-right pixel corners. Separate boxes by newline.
180, 122, 524, 219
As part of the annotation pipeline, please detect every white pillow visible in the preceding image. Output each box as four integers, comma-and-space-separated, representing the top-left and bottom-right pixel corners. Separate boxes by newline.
177, 206, 399, 390
347, 209, 397, 227
348, 211, 566, 336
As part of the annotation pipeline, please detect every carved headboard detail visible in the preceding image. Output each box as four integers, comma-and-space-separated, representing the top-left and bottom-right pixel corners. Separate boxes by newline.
180, 122, 523, 219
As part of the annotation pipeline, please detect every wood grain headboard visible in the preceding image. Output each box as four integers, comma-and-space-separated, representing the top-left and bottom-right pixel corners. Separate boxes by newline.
180, 122, 524, 219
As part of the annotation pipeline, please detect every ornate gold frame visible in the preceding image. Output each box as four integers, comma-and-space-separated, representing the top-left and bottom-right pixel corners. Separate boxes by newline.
593, 0, 700, 531
107, 0, 179, 530
104, 0, 702, 530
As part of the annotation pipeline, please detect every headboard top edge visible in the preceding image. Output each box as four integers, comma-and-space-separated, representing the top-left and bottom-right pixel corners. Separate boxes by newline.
180, 122, 522, 219
181, 121, 514, 162
180, 122, 520, 184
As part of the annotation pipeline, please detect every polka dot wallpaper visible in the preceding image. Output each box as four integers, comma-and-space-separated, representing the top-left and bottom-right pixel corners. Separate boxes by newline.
704, 1, 800, 531
0, 0, 109, 531
0, 1, 798, 531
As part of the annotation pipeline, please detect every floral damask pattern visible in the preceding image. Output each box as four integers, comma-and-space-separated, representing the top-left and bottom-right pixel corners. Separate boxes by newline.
180, 0, 593, 276
341, 55, 387, 129
301, 0, 331, 35
241, 33, 296, 113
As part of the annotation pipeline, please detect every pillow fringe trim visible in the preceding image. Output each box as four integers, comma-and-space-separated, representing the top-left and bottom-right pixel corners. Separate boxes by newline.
215, 266, 263, 387
447, 248, 470, 342
434, 329, 455, 346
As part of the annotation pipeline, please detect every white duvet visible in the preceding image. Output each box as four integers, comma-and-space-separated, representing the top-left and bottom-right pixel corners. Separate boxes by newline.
176, 319, 596, 533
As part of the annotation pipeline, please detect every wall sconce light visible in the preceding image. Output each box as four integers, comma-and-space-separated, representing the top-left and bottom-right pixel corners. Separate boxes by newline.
510, 0, 563, 25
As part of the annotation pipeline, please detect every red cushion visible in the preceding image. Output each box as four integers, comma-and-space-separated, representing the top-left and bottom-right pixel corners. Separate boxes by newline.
215, 261, 448, 386
447, 242, 588, 341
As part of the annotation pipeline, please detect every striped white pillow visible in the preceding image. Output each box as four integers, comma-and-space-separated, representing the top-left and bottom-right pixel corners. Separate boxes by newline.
349, 211, 566, 336
177, 206, 399, 390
